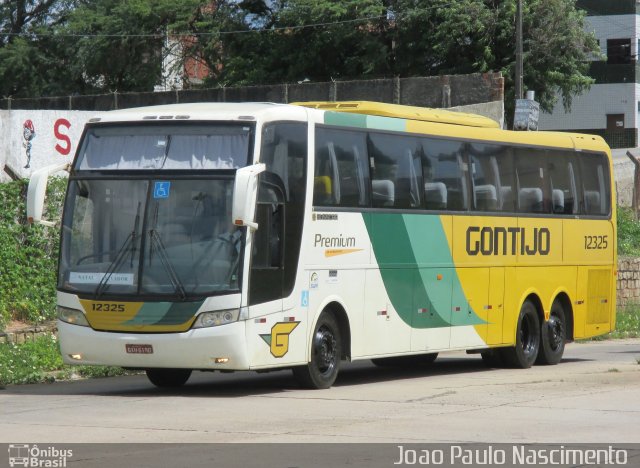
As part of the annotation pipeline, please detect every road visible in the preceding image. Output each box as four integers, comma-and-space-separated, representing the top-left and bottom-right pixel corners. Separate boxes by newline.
0, 339, 639, 444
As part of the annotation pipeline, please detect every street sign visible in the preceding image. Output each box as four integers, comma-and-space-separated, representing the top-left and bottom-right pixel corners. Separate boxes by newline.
513, 98, 540, 131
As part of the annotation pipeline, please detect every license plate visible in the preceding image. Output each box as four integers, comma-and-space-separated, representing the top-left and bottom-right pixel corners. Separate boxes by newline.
125, 344, 153, 354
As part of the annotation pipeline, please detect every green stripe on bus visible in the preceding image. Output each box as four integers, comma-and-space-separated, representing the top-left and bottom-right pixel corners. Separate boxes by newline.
363, 213, 484, 328
124, 301, 202, 326
324, 112, 367, 128
366, 115, 406, 132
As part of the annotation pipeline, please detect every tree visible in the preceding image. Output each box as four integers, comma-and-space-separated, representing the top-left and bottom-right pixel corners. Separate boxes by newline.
193, 0, 391, 86
388, 0, 599, 114
0, 0, 76, 98
0, 0, 600, 112
62, 0, 204, 93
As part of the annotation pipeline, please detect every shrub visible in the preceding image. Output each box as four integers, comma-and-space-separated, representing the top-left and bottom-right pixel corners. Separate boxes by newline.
0, 178, 66, 329
617, 206, 640, 256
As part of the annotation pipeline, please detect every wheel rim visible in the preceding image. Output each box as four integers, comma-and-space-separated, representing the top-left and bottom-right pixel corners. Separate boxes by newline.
313, 325, 337, 376
547, 314, 564, 351
520, 312, 539, 358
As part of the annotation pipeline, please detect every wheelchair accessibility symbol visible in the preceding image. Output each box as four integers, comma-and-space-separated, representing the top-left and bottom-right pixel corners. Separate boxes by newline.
153, 181, 171, 199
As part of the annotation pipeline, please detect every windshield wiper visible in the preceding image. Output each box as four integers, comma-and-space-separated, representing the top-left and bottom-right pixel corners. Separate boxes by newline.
148, 228, 187, 300
94, 202, 141, 298
147, 202, 187, 300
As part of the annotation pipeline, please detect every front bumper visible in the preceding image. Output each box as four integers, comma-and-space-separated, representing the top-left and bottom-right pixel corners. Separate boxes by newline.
57, 319, 250, 370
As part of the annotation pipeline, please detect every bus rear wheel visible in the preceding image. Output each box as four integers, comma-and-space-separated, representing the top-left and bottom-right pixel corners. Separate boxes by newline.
502, 300, 540, 368
146, 369, 192, 388
536, 301, 566, 365
292, 312, 341, 389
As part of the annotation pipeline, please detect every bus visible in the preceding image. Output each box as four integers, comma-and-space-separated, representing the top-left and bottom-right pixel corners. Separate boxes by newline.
27, 101, 616, 389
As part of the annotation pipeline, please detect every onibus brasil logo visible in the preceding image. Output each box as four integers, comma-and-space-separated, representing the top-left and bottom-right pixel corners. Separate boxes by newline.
8, 444, 73, 467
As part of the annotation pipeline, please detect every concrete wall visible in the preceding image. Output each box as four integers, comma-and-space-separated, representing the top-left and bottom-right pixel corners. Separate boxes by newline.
0, 110, 101, 182
538, 83, 638, 132
617, 256, 640, 306
613, 155, 635, 206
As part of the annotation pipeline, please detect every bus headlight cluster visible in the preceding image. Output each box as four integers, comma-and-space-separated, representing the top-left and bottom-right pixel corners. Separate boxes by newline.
57, 306, 90, 327
193, 309, 240, 328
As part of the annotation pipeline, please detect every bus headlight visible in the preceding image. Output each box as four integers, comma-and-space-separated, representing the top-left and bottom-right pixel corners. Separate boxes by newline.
192, 309, 240, 328
57, 306, 90, 327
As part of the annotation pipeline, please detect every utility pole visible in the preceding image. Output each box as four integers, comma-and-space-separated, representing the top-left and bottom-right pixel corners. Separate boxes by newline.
515, 0, 524, 100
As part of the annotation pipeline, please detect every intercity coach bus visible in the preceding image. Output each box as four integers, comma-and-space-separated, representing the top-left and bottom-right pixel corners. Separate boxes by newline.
27, 101, 616, 389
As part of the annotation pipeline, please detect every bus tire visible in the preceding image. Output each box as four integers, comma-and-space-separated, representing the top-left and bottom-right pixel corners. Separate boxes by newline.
502, 300, 540, 369
292, 312, 341, 389
146, 369, 192, 388
372, 353, 438, 367
536, 301, 566, 365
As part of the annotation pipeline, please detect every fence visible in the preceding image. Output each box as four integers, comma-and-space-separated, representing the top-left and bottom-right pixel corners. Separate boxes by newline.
0, 73, 505, 112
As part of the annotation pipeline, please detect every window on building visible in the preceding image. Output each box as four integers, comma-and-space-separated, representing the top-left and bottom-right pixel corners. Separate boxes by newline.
607, 38, 631, 64
606, 114, 625, 130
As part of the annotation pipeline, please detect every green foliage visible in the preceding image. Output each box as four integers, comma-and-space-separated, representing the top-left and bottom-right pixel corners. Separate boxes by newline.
611, 303, 640, 339
0, 334, 130, 386
0, 0, 78, 98
389, 0, 598, 118
1, 0, 600, 111
0, 335, 63, 385
196, 0, 391, 86
0, 178, 66, 329
63, 0, 204, 93
617, 207, 640, 256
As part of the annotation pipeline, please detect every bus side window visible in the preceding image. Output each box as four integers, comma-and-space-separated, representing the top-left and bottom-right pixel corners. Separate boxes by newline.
421, 138, 467, 211
580, 153, 610, 216
261, 123, 307, 204
253, 174, 285, 268
495, 148, 516, 212
255, 122, 307, 305
468, 143, 508, 212
548, 153, 578, 215
314, 127, 369, 207
515, 148, 550, 213
369, 133, 422, 209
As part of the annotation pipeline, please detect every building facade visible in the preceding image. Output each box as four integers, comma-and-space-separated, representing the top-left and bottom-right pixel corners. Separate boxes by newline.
539, 0, 640, 148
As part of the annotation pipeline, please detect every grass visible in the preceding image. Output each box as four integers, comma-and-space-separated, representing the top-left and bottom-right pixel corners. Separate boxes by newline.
609, 304, 640, 339
618, 207, 640, 256
584, 304, 640, 341
0, 334, 131, 387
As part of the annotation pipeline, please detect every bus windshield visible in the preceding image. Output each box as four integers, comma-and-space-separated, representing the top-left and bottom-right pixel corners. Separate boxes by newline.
58, 177, 243, 299
75, 124, 252, 171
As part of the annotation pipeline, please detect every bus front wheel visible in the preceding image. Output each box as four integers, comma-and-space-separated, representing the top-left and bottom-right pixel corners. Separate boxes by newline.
503, 300, 540, 368
146, 369, 192, 388
536, 301, 566, 365
292, 312, 341, 389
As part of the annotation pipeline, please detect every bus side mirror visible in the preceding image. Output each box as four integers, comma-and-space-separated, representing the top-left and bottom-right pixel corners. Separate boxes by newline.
26, 162, 70, 227
232, 163, 266, 231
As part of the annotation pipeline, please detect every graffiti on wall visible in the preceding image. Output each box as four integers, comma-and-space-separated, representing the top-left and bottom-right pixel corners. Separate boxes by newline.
22, 120, 36, 169
1, 110, 102, 180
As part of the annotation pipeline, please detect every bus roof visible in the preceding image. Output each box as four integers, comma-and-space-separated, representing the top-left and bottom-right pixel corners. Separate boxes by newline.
295, 100, 611, 155
293, 101, 501, 129
91, 102, 304, 123
88, 101, 610, 155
